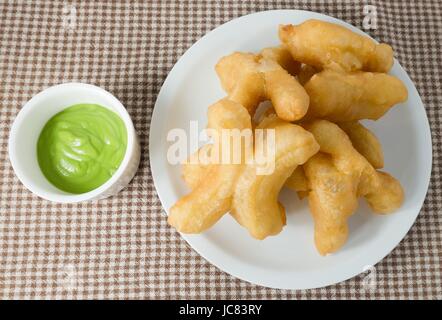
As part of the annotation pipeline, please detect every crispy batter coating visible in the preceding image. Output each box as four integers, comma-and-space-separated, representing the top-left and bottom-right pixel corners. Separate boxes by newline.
304, 153, 359, 255
215, 51, 309, 121
363, 171, 404, 213
302, 120, 404, 255
183, 144, 312, 200
231, 116, 319, 239
168, 99, 252, 233
181, 144, 213, 189
304, 70, 408, 121
338, 121, 384, 169
279, 19, 394, 73
284, 166, 309, 199
285, 166, 309, 192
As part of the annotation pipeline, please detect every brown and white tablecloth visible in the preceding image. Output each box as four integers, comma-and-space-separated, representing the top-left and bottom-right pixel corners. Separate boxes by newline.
0, 0, 441, 299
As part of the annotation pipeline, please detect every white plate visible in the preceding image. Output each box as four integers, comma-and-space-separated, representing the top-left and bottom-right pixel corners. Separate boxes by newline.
149, 10, 432, 289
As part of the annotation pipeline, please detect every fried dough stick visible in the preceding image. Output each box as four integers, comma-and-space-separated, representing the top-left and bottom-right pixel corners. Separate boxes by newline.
303, 120, 404, 255
338, 121, 384, 169
279, 19, 394, 73
168, 99, 252, 233
216, 51, 309, 121
304, 70, 408, 121
231, 116, 319, 239
181, 144, 213, 189
304, 153, 359, 255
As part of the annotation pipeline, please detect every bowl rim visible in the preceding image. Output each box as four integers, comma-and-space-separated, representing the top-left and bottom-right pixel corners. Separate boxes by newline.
8, 82, 137, 203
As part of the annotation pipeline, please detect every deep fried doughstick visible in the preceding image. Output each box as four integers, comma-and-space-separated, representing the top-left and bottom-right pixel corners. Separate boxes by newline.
303, 120, 404, 255
285, 120, 384, 195
304, 153, 359, 255
215, 51, 309, 121
306, 120, 403, 213
338, 121, 384, 169
285, 166, 309, 199
168, 99, 252, 233
304, 70, 408, 121
231, 116, 319, 239
279, 19, 394, 72
285, 166, 308, 192
181, 144, 213, 189
185, 144, 311, 201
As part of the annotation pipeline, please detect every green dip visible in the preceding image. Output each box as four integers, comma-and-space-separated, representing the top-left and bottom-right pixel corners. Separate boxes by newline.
37, 103, 127, 194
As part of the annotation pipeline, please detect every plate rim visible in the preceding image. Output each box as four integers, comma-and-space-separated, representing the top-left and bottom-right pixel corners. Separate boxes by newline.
149, 9, 433, 289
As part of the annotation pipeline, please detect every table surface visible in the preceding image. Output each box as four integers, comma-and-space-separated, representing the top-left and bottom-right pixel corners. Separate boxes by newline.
0, 0, 441, 299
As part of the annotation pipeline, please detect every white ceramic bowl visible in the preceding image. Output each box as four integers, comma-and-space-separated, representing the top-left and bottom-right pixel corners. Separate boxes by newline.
9, 82, 140, 203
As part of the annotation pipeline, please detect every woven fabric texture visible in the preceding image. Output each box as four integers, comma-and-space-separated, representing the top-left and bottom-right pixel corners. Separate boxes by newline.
0, 0, 441, 299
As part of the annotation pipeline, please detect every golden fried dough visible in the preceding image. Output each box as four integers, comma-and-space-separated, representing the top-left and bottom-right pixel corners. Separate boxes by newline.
260, 46, 301, 76
279, 19, 394, 73
304, 153, 359, 255
304, 70, 408, 121
231, 116, 319, 239
284, 166, 309, 199
285, 166, 309, 192
338, 121, 384, 169
168, 99, 252, 233
303, 120, 404, 254
181, 144, 213, 189
363, 171, 404, 213
215, 52, 309, 121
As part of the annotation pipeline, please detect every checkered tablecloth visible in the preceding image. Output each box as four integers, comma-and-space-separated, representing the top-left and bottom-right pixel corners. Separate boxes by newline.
0, 0, 441, 300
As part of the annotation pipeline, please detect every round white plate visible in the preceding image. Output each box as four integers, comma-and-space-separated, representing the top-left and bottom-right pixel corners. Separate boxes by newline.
149, 10, 432, 289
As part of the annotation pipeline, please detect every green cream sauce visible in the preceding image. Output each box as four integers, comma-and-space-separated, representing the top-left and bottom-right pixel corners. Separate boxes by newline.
37, 103, 127, 194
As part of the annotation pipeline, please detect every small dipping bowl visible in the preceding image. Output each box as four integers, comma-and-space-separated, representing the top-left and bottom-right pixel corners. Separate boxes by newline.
9, 83, 140, 203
